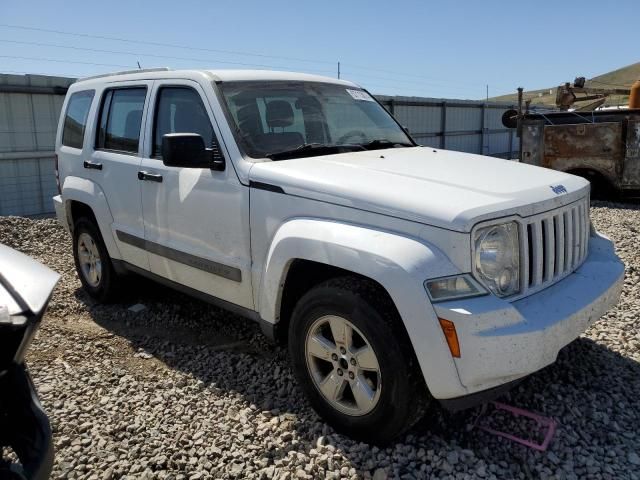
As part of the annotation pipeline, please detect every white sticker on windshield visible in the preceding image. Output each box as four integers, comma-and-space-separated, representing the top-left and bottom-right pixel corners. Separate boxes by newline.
346, 89, 375, 101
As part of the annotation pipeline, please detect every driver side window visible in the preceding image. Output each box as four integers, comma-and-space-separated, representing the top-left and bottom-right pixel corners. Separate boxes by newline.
152, 87, 215, 158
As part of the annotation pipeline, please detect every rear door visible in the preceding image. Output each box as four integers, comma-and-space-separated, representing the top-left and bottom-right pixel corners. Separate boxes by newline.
89, 82, 152, 270
138, 80, 253, 309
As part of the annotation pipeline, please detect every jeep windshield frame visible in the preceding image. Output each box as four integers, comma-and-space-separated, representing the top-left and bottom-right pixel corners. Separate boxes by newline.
216, 80, 416, 160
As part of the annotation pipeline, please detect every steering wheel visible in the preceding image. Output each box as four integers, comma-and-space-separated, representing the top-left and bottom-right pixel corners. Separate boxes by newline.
337, 130, 368, 144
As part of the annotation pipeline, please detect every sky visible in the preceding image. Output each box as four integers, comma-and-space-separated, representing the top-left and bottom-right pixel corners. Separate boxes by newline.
1, 0, 638, 100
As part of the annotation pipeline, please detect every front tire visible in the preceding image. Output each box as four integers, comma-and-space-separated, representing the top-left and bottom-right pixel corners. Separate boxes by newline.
288, 276, 429, 444
72, 217, 120, 302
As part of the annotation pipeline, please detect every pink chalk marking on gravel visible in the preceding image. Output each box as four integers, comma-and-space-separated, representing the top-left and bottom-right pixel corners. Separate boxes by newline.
474, 401, 558, 452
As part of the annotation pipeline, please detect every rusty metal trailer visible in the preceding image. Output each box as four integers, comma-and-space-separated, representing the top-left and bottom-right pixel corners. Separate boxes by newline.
512, 109, 640, 196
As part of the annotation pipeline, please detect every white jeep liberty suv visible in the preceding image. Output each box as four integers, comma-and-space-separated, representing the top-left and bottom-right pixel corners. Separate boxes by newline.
53, 68, 624, 444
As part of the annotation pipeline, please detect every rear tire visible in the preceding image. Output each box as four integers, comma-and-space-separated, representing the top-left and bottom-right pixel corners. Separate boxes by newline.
288, 276, 429, 445
72, 217, 120, 302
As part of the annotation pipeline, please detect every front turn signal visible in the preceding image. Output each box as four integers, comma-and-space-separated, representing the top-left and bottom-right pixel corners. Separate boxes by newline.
438, 318, 461, 358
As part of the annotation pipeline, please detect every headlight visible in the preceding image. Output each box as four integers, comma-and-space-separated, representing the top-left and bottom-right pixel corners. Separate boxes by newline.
424, 274, 486, 302
473, 221, 520, 297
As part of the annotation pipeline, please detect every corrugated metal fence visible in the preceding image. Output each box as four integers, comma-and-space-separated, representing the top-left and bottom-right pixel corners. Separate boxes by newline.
1, 73, 520, 217
375, 95, 518, 158
1, 74, 75, 216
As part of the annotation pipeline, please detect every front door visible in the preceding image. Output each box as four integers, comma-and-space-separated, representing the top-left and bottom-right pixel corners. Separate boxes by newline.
138, 80, 253, 309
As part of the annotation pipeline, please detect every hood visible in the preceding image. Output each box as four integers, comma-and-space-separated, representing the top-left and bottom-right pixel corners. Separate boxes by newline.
248, 147, 590, 232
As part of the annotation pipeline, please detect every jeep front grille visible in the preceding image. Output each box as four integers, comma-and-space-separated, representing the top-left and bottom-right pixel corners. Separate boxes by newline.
521, 197, 590, 295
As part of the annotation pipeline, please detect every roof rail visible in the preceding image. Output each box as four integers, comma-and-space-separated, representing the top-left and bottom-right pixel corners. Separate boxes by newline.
78, 67, 170, 82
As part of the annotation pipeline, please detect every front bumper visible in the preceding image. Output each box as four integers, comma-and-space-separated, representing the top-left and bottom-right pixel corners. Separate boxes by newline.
433, 232, 624, 400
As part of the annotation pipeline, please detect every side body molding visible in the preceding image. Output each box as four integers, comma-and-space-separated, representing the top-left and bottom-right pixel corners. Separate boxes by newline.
258, 218, 468, 398
61, 176, 122, 260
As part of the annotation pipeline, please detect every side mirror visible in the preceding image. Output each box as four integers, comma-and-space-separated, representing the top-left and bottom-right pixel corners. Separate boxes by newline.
161, 133, 225, 171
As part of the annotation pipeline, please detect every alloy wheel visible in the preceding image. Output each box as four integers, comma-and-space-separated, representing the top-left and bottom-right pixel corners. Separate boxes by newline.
305, 315, 382, 416
77, 232, 102, 287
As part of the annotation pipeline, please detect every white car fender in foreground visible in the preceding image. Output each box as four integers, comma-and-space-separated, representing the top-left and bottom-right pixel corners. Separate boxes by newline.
257, 218, 470, 398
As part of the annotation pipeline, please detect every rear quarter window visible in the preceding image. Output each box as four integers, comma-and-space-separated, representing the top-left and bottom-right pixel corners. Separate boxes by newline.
61, 90, 95, 149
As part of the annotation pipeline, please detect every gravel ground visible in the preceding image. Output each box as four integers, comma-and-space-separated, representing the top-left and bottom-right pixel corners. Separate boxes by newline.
1, 201, 639, 480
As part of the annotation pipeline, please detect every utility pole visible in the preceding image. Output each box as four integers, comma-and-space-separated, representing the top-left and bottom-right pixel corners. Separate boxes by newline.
337, 61, 340, 79
486, 84, 489, 102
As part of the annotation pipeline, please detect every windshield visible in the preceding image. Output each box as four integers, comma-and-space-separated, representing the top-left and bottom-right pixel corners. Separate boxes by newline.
218, 81, 415, 159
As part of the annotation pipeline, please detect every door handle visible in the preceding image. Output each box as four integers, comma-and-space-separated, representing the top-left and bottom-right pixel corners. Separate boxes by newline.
83, 160, 103, 170
138, 171, 163, 183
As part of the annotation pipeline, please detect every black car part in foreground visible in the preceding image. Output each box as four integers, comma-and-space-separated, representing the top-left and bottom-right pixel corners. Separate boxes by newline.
0, 244, 59, 480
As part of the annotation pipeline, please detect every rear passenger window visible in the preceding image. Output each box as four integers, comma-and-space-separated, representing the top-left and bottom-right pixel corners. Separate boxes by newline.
152, 87, 214, 157
62, 90, 94, 149
96, 88, 146, 154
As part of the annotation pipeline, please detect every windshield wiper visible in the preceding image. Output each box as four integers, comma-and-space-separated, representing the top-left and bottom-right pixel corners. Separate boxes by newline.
360, 139, 414, 150
265, 143, 365, 160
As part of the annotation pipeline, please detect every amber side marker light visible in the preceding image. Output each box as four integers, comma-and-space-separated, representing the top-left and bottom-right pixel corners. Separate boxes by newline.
438, 318, 461, 358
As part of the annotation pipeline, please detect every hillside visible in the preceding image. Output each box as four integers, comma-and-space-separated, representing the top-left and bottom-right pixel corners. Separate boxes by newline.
490, 62, 640, 107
